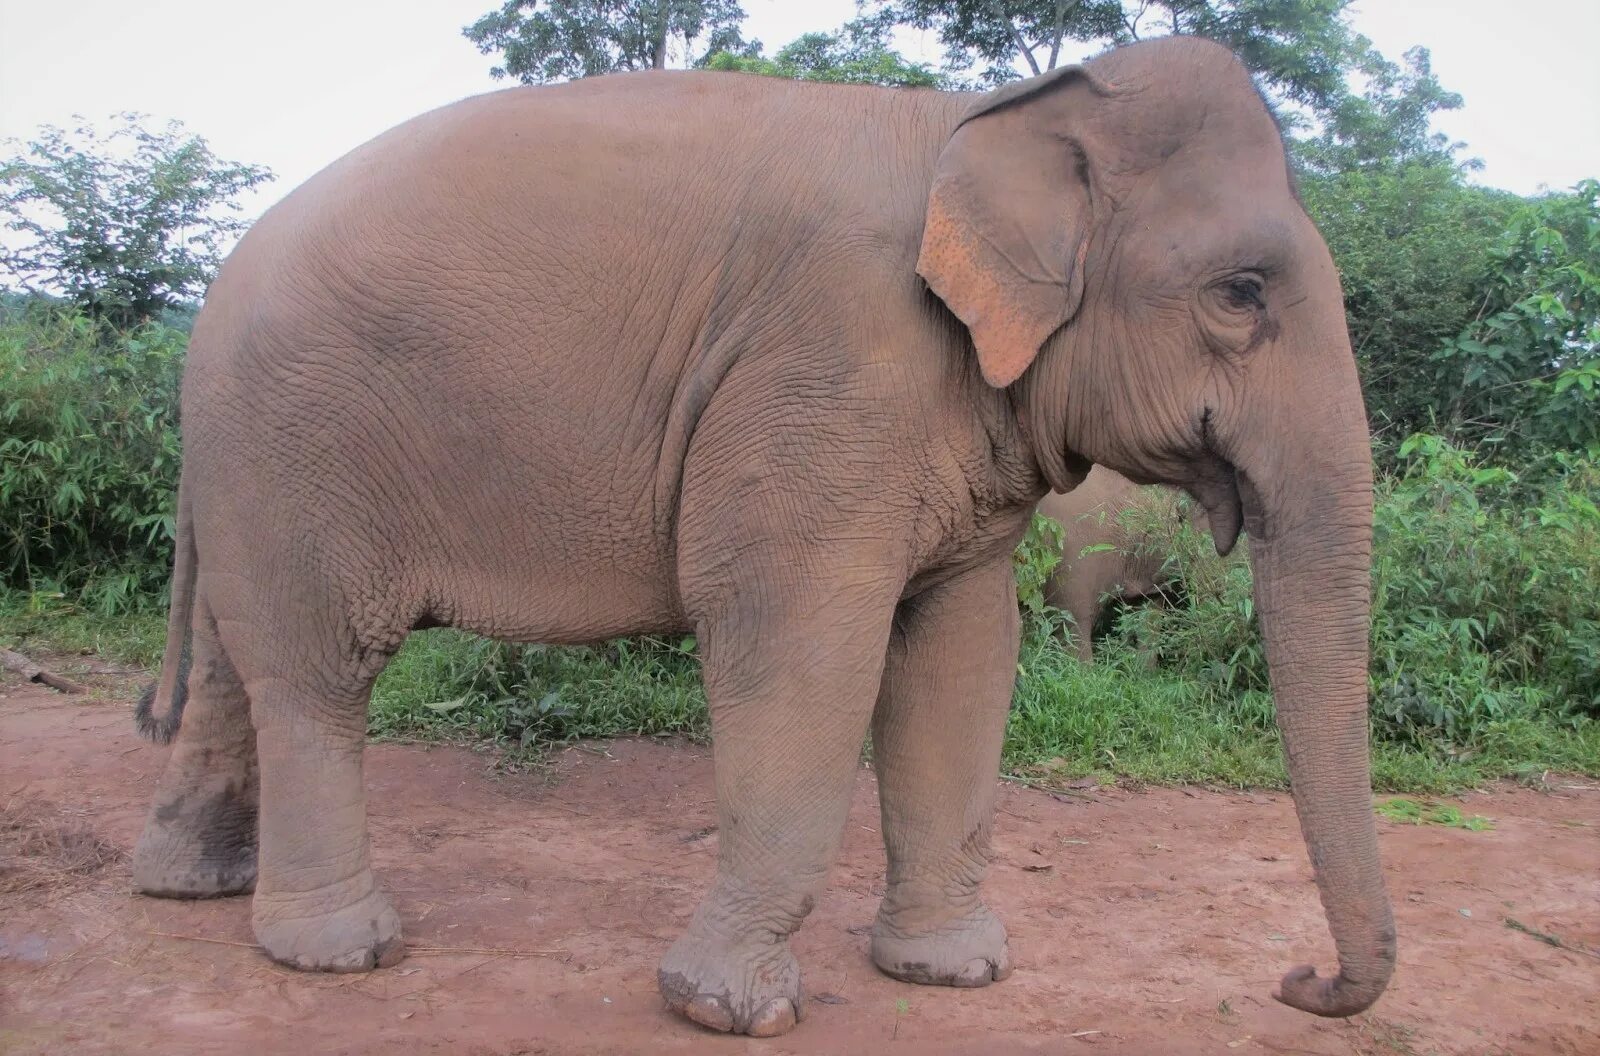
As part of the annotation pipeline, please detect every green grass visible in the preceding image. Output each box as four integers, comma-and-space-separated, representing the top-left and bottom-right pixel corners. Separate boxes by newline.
1004, 627, 1599, 793
368, 630, 708, 759
0, 588, 167, 666
1005, 633, 1287, 787
1374, 797, 1493, 829
5, 588, 1595, 793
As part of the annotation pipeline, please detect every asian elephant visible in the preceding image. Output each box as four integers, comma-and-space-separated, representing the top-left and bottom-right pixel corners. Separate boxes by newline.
130, 36, 1393, 1037
1040, 467, 1205, 662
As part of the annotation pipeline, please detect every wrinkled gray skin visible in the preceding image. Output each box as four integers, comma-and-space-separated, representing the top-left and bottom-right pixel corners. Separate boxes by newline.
131, 37, 1393, 1038
1040, 467, 1204, 663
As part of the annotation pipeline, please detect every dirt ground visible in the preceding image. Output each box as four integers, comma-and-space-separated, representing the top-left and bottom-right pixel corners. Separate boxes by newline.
1, 678, 1596, 1055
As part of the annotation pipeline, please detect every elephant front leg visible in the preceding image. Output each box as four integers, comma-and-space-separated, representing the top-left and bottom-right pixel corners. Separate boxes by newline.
660, 562, 901, 1037
870, 559, 1019, 987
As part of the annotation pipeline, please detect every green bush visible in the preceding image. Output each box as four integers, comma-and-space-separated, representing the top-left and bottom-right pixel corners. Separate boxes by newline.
1427, 180, 1600, 462
0, 304, 184, 611
1369, 437, 1600, 728
1013, 510, 1066, 621
1305, 175, 1600, 464
1103, 437, 1600, 754
1299, 161, 1515, 449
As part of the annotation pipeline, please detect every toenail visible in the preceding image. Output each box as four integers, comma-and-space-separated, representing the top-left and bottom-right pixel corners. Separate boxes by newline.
747, 998, 798, 1037
684, 994, 734, 1033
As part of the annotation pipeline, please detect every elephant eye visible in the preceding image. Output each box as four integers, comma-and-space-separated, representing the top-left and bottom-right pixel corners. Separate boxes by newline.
1220, 274, 1265, 311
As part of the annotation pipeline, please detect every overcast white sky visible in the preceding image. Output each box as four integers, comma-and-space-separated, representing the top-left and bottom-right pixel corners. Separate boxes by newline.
2, 0, 1596, 223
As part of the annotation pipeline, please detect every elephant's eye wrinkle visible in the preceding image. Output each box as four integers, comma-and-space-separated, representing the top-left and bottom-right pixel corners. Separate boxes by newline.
1223, 275, 1265, 310
1197, 270, 1275, 359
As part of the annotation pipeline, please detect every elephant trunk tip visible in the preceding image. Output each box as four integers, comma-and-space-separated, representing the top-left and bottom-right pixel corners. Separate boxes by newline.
1273, 962, 1390, 1018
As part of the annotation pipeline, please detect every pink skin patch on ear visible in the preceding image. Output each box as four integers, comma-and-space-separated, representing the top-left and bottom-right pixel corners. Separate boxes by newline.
917, 191, 1088, 389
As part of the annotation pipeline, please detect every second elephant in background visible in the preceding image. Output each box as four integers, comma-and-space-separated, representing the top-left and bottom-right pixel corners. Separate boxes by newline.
1039, 467, 1206, 662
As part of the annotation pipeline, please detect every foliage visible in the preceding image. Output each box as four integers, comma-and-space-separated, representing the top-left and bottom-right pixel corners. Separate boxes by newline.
862, 0, 1375, 110
0, 304, 183, 611
1007, 619, 1286, 786
1300, 163, 1516, 448
0, 115, 271, 331
1427, 180, 1600, 462
1111, 438, 1600, 753
1006, 613, 1598, 790
0, 588, 167, 666
1305, 178, 1599, 465
703, 19, 944, 87
1013, 510, 1066, 621
1370, 437, 1600, 728
1297, 46, 1466, 174
464, 0, 748, 82
860, 0, 1125, 85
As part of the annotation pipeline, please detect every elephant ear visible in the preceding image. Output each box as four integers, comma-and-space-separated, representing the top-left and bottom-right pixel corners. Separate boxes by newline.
918, 65, 1106, 388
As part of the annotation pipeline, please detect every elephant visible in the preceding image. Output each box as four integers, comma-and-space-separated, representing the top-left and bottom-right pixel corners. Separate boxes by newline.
129, 36, 1394, 1038
1039, 467, 1203, 662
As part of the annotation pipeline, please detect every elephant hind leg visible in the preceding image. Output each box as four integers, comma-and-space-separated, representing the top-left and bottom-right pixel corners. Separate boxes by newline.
133, 594, 259, 899
172, 547, 411, 974
240, 620, 403, 973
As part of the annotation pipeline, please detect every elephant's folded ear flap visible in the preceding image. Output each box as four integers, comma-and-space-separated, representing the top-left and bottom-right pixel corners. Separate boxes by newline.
916, 65, 1100, 388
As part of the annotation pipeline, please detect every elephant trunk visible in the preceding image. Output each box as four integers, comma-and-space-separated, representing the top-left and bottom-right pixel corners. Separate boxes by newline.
1244, 449, 1394, 1017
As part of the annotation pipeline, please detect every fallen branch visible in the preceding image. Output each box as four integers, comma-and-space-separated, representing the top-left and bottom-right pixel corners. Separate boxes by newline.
1503, 917, 1600, 960
1, 648, 90, 695
144, 930, 258, 949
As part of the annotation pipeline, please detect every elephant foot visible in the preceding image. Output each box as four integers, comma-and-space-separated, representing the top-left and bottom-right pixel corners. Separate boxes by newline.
252, 882, 404, 972
132, 788, 258, 899
871, 900, 1012, 987
658, 928, 804, 1037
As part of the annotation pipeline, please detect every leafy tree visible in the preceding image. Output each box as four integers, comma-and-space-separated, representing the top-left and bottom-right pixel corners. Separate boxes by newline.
1429, 180, 1600, 462
860, 0, 1123, 85
863, 0, 1370, 107
0, 115, 272, 331
1307, 175, 1600, 465
703, 19, 945, 87
1298, 46, 1467, 174
1110, 0, 1370, 113
464, 0, 749, 83
1299, 163, 1515, 446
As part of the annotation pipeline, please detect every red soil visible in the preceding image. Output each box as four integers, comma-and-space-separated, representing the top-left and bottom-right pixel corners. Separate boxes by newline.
1, 679, 1595, 1054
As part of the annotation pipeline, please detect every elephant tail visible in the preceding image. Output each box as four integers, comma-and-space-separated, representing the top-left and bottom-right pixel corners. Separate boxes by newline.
135, 485, 195, 744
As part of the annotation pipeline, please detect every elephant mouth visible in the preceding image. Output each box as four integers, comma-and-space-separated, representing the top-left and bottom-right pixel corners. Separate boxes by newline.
1189, 407, 1244, 556
1190, 458, 1244, 556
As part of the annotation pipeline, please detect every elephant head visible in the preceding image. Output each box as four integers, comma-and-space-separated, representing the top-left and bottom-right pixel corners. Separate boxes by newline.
919, 37, 1393, 1017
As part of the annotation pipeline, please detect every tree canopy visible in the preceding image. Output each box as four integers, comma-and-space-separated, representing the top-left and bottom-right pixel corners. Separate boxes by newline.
464, 0, 749, 82
701, 18, 944, 88
1297, 45, 1466, 174
860, 1, 1366, 105
0, 115, 272, 331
